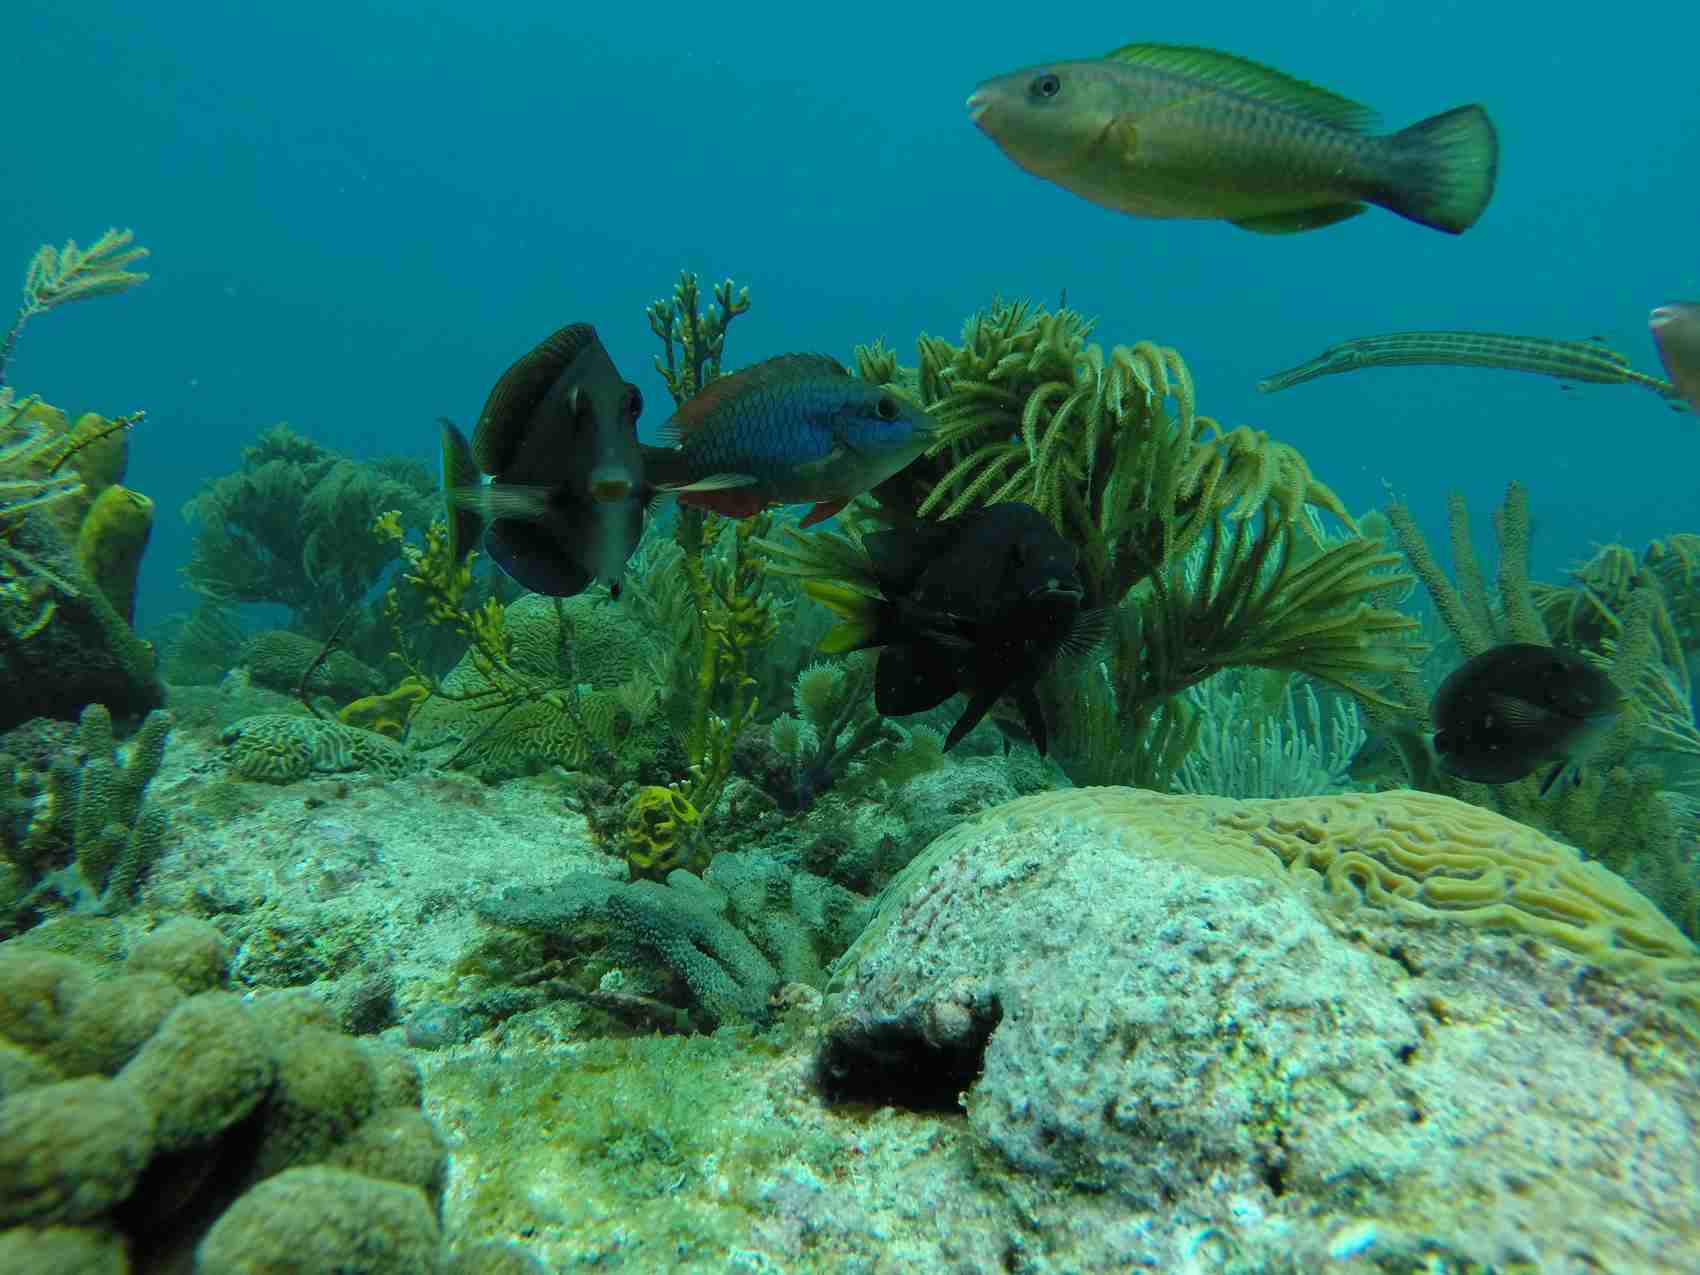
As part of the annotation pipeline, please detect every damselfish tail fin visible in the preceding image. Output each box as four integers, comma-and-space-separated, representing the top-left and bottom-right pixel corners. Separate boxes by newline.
1381, 104, 1499, 234
803, 580, 885, 653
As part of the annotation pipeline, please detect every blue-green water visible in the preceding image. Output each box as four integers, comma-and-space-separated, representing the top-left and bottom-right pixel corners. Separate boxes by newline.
5, 0, 1696, 632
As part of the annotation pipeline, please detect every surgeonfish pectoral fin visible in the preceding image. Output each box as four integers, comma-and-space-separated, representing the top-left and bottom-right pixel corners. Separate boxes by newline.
798, 499, 847, 529
474, 484, 555, 520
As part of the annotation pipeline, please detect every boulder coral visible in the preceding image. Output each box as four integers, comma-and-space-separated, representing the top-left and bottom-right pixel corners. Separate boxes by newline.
820, 787, 1700, 1272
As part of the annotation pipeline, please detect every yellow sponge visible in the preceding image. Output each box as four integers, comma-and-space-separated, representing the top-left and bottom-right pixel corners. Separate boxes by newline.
623, 785, 704, 881
337, 679, 429, 740
75, 483, 153, 624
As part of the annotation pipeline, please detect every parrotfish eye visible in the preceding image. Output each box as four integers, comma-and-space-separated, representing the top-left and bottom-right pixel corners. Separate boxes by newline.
1030, 72, 1062, 101
874, 395, 901, 422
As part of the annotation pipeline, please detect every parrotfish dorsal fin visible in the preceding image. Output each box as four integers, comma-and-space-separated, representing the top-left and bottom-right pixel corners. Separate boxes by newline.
1103, 44, 1378, 132
471, 322, 601, 474
661, 353, 851, 442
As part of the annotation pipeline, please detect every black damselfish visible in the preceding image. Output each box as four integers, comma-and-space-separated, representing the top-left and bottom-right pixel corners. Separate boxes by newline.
806, 502, 1107, 755
1431, 641, 1624, 793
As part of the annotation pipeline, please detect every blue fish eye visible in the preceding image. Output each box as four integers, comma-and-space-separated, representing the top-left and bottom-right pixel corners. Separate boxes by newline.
874, 395, 900, 422
1031, 72, 1061, 100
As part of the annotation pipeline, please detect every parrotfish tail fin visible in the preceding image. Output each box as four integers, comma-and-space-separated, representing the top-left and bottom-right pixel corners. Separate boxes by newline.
1380, 104, 1499, 234
798, 499, 847, 529
804, 580, 885, 653
439, 418, 484, 566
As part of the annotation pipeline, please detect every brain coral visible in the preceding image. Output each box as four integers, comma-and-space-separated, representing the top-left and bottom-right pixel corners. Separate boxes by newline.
838, 787, 1700, 1007
220, 714, 419, 783
817, 786, 1700, 1273
406, 592, 670, 780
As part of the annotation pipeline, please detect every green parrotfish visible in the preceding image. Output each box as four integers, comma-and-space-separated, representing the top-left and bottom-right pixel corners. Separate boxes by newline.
1651, 302, 1700, 414
967, 43, 1499, 235
640, 354, 938, 528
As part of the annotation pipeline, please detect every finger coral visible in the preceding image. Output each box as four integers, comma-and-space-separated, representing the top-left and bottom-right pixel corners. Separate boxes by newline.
0, 929, 447, 1270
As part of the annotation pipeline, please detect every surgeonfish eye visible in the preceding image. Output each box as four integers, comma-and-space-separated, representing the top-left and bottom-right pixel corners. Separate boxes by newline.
874, 394, 900, 422
1030, 72, 1061, 101
624, 384, 643, 419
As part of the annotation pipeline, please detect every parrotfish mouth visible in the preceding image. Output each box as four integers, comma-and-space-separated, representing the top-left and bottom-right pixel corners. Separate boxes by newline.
1651, 307, 1679, 329
966, 90, 990, 125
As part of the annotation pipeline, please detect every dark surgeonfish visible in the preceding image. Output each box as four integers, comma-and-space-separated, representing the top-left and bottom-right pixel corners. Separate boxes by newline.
1650, 302, 1700, 414
805, 502, 1107, 754
1431, 642, 1624, 793
967, 42, 1498, 235
441, 323, 646, 597
640, 353, 938, 528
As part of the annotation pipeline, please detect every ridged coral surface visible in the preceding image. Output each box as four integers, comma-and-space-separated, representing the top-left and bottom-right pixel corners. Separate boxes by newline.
841, 786, 1700, 1004
821, 786, 1700, 1272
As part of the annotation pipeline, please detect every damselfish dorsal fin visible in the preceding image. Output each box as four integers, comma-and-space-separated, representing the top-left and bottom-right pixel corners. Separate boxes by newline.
661, 353, 851, 442
1103, 44, 1378, 132
472, 323, 600, 474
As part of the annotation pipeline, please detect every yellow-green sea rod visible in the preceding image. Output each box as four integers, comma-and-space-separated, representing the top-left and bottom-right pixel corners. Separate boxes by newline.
1258, 330, 1679, 400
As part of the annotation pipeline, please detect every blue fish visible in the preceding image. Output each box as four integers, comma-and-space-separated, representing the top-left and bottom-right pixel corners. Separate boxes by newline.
641, 353, 937, 528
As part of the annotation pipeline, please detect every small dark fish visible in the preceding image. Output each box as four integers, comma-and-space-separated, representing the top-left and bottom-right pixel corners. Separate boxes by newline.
1650, 302, 1700, 414
968, 42, 1498, 235
640, 353, 937, 528
805, 502, 1107, 754
441, 323, 646, 597
1431, 642, 1624, 793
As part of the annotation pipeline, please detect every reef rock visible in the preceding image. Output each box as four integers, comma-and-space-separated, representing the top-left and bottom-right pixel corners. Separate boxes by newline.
818, 787, 1700, 1273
